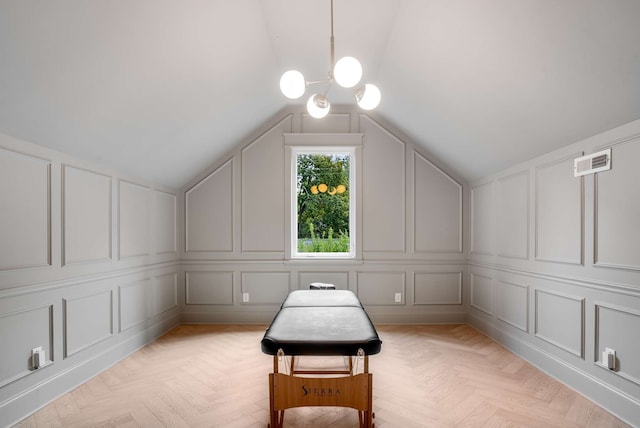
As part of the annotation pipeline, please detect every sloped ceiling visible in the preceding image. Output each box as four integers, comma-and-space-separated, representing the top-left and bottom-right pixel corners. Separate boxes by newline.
1, 0, 640, 189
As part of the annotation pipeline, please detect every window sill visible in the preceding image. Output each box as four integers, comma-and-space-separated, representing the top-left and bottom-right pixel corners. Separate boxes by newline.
284, 258, 364, 265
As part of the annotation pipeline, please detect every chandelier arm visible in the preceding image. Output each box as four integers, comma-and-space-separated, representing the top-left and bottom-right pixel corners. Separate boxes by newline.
306, 78, 331, 85
323, 80, 333, 97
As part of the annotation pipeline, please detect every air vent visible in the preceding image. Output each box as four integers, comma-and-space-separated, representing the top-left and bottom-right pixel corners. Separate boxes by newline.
574, 149, 611, 177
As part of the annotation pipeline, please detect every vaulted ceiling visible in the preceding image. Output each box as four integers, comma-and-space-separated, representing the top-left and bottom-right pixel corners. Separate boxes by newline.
2, 0, 640, 189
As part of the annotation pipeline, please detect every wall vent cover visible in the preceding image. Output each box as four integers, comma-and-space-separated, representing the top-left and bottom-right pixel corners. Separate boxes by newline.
574, 148, 611, 177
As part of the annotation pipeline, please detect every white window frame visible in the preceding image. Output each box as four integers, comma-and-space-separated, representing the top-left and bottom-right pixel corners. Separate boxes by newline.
290, 146, 356, 259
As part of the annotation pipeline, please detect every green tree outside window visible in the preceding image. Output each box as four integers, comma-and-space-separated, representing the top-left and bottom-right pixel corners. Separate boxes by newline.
296, 153, 351, 254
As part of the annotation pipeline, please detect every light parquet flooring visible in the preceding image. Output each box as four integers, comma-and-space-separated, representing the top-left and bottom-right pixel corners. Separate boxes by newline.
15, 324, 631, 428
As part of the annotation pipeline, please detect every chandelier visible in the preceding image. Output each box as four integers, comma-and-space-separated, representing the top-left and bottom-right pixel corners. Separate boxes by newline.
278, 0, 381, 118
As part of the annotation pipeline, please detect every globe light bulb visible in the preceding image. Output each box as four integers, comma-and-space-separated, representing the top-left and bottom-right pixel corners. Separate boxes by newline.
355, 84, 381, 110
333, 56, 362, 88
279, 70, 306, 99
306, 94, 330, 118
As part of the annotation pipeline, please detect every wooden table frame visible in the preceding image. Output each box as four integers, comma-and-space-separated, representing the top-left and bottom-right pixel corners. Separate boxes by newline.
268, 352, 374, 428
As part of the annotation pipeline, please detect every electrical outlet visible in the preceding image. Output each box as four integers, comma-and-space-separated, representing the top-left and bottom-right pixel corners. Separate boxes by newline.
31, 347, 45, 369
394, 293, 402, 303
603, 347, 616, 370
242, 293, 250, 303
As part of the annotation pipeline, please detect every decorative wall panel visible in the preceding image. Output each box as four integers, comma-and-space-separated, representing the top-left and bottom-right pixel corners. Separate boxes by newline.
64, 290, 113, 357
356, 272, 405, 305
153, 272, 178, 315
595, 138, 640, 270
63, 165, 112, 265
535, 289, 583, 357
496, 280, 529, 332
535, 155, 583, 264
154, 190, 177, 254
185, 271, 233, 305
185, 160, 233, 252
301, 113, 351, 133
414, 272, 462, 305
119, 279, 149, 332
298, 272, 349, 290
497, 171, 529, 259
242, 118, 287, 252
361, 116, 405, 252
595, 303, 640, 385
414, 151, 462, 253
470, 273, 494, 315
471, 182, 494, 255
241, 272, 290, 304
119, 181, 150, 258
0, 304, 52, 387
0, 149, 51, 270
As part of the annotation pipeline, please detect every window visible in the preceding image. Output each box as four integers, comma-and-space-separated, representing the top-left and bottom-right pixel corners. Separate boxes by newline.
292, 147, 355, 258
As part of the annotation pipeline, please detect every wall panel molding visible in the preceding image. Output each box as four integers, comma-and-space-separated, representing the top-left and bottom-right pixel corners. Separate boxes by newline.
594, 136, 640, 271
62, 165, 112, 266
360, 116, 405, 253
0, 304, 53, 388
0, 148, 51, 270
356, 271, 405, 305
413, 151, 463, 253
471, 181, 494, 255
497, 170, 529, 259
534, 289, 584, 358
414, 271, 462, 305
595, 302, 640, 386
184, 271, 234, 305
153, 272, 178, 315
468, 260, 640, 297
63, 290, 113, 358
153, 190, 177, 255
241, 271, 290, 304
496, 280, 529, 332
470, 272, 494, 314
118, 181, 151, 259
535, 154, 584, 265
241, 117, 287, 253
118, 279, 149, 332
185, 159, 234, 253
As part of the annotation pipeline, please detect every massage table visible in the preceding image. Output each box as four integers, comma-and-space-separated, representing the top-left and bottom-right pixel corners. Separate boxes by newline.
261, 290, 382, 427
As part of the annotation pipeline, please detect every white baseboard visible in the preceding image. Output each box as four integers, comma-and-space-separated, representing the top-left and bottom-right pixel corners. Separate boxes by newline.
469, 313, 640, 428
1, 314, 180, 428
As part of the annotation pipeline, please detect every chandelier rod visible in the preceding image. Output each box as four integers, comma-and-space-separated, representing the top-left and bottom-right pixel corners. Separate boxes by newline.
329, 0, 335, 79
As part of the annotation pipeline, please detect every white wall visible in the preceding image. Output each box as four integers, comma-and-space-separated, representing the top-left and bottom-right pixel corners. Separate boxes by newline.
468, 119, 640, 426
0, 133, 180, 427
179, 106, 468, 324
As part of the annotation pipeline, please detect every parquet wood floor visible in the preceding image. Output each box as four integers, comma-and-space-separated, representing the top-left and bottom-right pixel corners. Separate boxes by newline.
15, 324, 630, 427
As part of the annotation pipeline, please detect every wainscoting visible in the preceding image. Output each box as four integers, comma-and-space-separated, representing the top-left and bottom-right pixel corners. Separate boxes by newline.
468, 120, 640, 426
0, 133, 180, 427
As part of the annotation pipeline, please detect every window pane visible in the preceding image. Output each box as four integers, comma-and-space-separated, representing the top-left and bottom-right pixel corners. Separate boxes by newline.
296, 152, 351, 255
